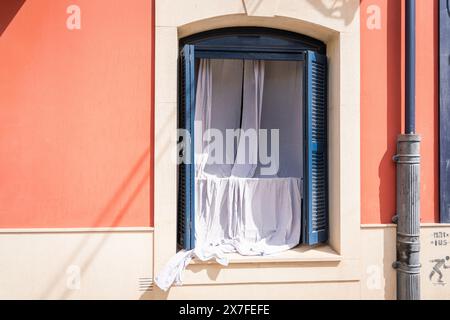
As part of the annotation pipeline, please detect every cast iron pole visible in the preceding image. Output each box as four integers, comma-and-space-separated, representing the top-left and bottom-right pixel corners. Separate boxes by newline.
393, 0, 421, 300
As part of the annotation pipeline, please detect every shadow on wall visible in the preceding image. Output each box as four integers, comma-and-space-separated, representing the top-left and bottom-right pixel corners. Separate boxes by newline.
378, 0, 402, 224
306, 0, 358, 26
41, 147, 151, 299
383, 227, 397, 300
0, 0, 26, 36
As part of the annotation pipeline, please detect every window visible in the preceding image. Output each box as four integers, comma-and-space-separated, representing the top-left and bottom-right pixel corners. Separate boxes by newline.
177, 27, 328, 251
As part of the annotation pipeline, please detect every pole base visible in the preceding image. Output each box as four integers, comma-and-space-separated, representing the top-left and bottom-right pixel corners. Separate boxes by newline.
394, 134, 421, 300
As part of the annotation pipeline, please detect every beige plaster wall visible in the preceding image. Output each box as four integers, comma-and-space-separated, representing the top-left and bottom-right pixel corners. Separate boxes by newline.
417, 225, 450, 300
360, 225, 450, 300
0, 225, 449, 299
146, 281, 362, 300
0, 229, 153, 300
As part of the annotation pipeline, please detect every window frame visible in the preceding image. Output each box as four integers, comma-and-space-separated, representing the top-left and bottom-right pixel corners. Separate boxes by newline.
177, 27, 328, 250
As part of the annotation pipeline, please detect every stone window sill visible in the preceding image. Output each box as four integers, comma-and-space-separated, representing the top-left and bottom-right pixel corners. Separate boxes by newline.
190, 244, 342, 265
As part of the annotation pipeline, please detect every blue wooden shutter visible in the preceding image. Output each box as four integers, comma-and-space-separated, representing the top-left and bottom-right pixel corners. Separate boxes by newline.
303, 51, 328, 245
440, 0, 450, 223
177, 45, 196, 249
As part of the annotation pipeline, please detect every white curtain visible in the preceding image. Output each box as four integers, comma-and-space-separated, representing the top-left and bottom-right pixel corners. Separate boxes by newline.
156, 59, 304, 291
195, 59, 244, 178
194, 59, 212, 178
196, 60, 304, 179
256, 60, 304, 179
231, 60, 265, 178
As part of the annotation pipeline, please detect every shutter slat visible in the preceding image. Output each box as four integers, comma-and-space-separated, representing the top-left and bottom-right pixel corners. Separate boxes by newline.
303, 50, 329, 245
177, 45, 196, 250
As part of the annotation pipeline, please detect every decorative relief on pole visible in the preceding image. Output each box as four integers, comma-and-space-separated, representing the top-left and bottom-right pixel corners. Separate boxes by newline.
242, 0, 280, 17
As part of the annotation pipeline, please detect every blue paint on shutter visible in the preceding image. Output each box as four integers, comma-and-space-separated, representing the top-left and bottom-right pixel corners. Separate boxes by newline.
177, 45, 196, 249
303, 51, 328, 245
440, 0, 450, 223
